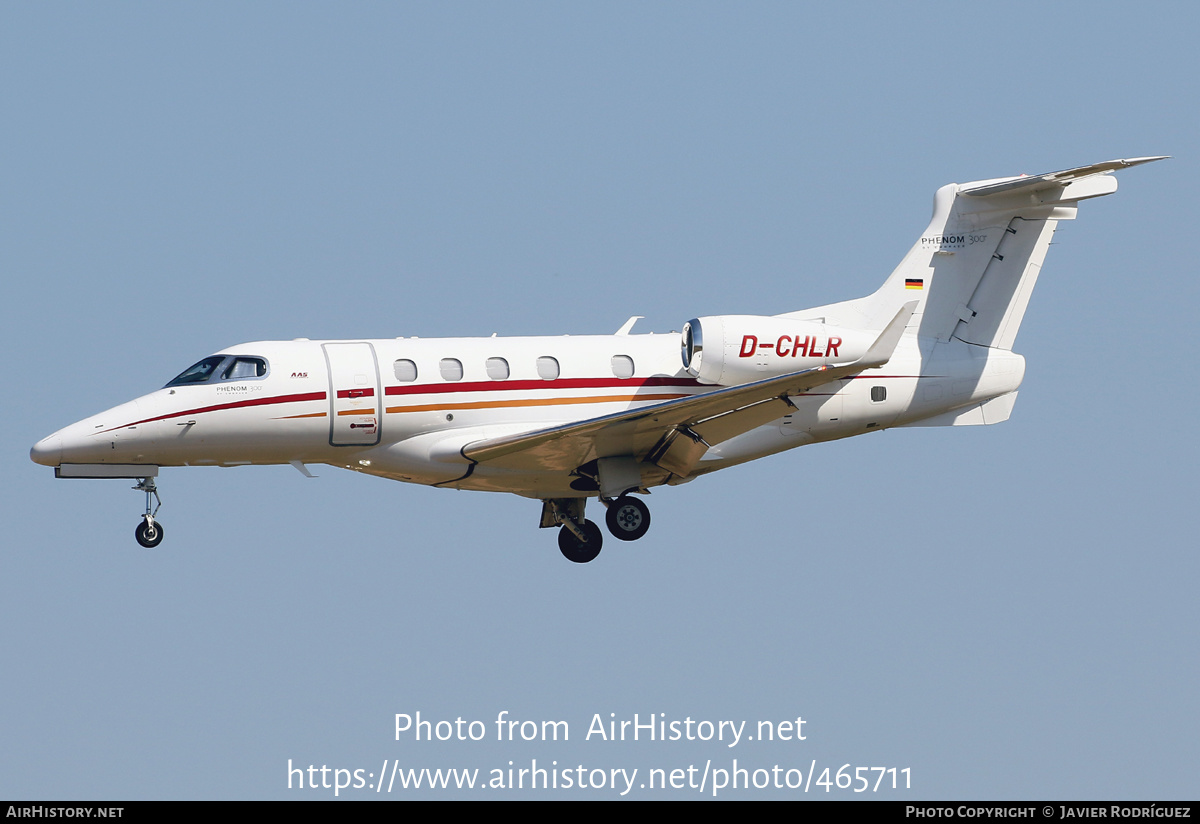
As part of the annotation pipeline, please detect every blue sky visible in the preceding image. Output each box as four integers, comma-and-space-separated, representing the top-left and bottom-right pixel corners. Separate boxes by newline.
2, 2, 1196, 799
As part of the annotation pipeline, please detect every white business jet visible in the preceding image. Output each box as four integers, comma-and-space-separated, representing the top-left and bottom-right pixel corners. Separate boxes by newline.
31, 157, 1164, 562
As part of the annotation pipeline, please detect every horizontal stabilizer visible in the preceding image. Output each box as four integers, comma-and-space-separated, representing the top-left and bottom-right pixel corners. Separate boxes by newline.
960, 156, 1168, 199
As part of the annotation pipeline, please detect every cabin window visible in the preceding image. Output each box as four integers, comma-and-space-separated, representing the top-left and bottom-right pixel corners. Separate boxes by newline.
393, 359, 418, 382
871, 386, 887, 403
486, 357, 510, 380
536, 356, 560, 380
439, 358, 464, 381
611, 355, 635, 379
222, 357, 267, 380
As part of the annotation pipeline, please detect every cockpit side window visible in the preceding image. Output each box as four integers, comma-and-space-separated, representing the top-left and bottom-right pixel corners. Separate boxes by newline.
222, 357, 268, 380
166, 356, 227, 387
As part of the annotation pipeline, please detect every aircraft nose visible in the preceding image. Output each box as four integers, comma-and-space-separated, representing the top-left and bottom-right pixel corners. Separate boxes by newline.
31, 435, 63, 467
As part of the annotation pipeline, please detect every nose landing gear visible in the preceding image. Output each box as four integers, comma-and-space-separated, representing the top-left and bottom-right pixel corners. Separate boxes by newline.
133, 477, 164, 548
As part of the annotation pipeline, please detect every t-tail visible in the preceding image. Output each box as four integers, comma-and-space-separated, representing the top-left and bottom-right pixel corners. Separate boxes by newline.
783, 157, 1167, 350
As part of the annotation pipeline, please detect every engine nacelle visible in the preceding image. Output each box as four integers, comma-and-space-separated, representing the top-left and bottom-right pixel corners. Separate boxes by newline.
680, 315, 876, 385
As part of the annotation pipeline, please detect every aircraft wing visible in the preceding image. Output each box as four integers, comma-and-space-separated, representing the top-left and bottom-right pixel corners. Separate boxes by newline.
461, 302, 916, 477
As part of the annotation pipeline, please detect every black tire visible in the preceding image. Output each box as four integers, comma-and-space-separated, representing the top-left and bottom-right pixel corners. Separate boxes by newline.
605, 495, 651, 541
135, 520, 164, 548
558, 519, 603, 563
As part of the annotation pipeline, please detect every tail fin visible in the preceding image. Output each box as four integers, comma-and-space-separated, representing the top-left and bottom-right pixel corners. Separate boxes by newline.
783, 157, 1166, 348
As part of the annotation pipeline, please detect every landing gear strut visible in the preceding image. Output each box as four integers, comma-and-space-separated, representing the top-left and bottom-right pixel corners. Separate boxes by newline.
542, 498, 603, 563
133, 477, 164, 548
604, 495, 651, 541
557, 519, 603, 564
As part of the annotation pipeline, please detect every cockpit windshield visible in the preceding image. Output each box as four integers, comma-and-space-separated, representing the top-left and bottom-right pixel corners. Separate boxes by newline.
166, 357, 226, 386
166, 356, 268, 387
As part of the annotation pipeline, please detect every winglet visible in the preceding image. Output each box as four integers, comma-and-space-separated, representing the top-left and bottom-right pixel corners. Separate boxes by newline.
858, 301, 917, 369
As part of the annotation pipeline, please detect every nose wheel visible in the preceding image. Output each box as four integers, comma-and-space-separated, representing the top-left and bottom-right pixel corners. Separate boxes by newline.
133, 477, 164, 548
135, 518, 164, 548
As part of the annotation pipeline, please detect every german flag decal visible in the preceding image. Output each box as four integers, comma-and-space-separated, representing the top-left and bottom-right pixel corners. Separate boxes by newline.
905, 278, 924, 290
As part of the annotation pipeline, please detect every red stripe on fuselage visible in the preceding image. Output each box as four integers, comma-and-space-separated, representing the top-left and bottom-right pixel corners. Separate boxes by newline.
98, 391, 328, 433
384, 376, 703, 397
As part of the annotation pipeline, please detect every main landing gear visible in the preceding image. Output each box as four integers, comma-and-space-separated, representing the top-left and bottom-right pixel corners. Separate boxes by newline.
542, 494, 652, 563
557, 518, 603, 564
604, 495, 651, 542
133, 477, 164, 548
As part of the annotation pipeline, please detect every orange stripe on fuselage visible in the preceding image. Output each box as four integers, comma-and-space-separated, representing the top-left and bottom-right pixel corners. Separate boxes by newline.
384, 376, 701, 397
385, 392, 690, 415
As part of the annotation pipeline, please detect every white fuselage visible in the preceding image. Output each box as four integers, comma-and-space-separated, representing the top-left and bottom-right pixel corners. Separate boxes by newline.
31, 330, 1023, 499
